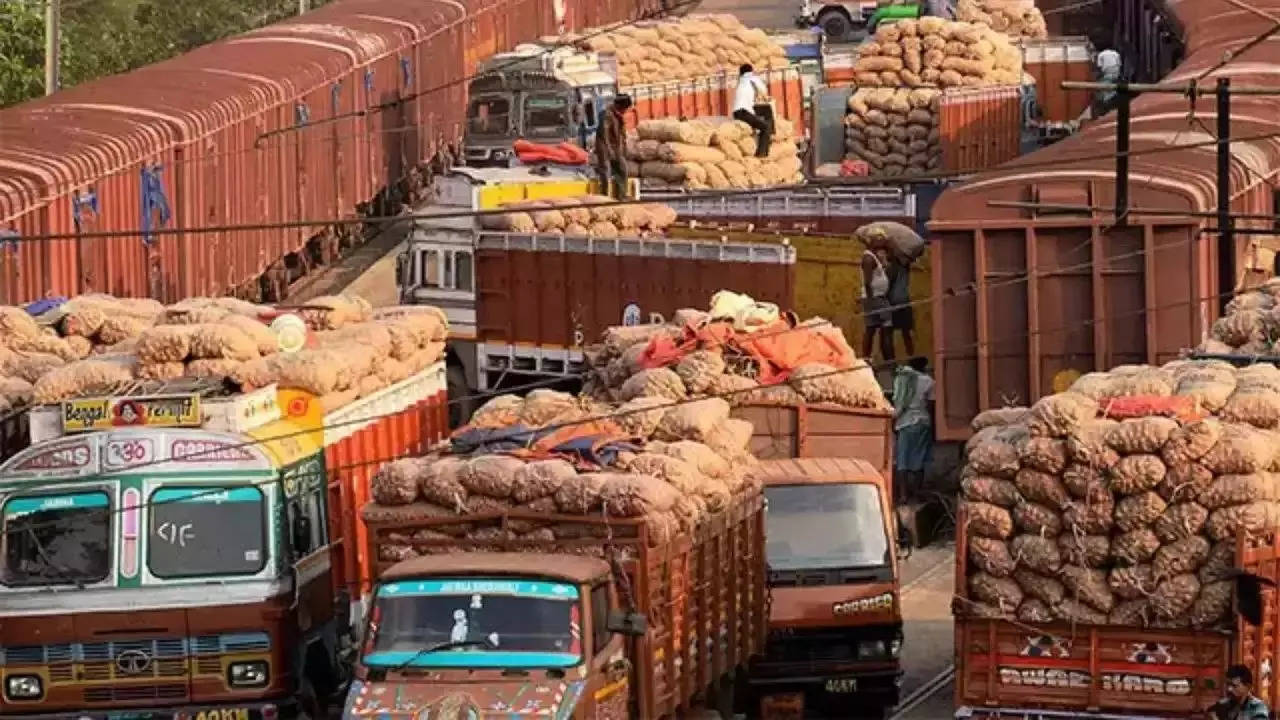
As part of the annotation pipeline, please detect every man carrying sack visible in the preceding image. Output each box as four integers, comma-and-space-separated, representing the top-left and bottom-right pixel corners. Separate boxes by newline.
595, 95, 632, 200
732, 64, 773, 158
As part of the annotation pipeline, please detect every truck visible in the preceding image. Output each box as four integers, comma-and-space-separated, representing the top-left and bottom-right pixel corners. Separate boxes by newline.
796, 1, 922, 42
397, 166, 797, 409
350, 483, 767, 718
461, 44, 807, 167
951, 504, 1272, 720
0, 356, 448, 719
735, 402, 904, 719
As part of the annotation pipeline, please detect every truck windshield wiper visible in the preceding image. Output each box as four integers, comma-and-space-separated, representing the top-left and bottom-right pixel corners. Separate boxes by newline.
392, 638, 496, 671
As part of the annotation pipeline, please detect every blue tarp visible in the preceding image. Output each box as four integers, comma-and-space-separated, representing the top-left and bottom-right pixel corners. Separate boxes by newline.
450, 423, 639, 467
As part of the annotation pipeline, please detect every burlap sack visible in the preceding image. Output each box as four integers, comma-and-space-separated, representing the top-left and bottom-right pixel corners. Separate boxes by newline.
136, 326, 195, 363
1013, 568, 1065, 606
1058, 533, 1110, 568
1061, 565, 1115, 613
674, 350, 726, 394
702, 418, 753, 459
1190, 580, 1233, 627
1200, 424, 1273, 474
371, 460, 423, 506
1111, 529, 1160, 566
660, 440, 731, 479
1157, 462, 1215, 503
1066, 419, 1120, 468
1152, 535, 1210, 580
419, 456, 469, 510
1013, 501, 1062, 536
1114, 492, 1167, 532
789, 361, 886, 409
1199, 541, 1235, 584
1027, 392, 1098, 438
969, 572, 1023, 610
1009, 534, 1061, 574
1206, 501, 1280, 541
32, 358, 136, 403
961, 475, 1021, 507
1017, 599, 1054, 623
600, 473, 680, 517
1162, 419, 1222, 466
189, 323, 259, 361
459, 455, 525, 499
971, 407, 1030, 430
1020, 437, 1068, 474
1110, 455, 1168, 496
1153, 502, 1209, 543
967, 424, 1029, 478
1199, 473, 1279, 510
1014, 469, 1070, 510
1221, 386, 1280, 428
554, 473, 610, 514
1054, 599, 1108, 624
968, 537, 1015, 577
1108, 565, 1154, 601
1063, 498, 1114, 534
965, 501, 1014, 539
511, 459, 578, 504
1106, 417, 1178, 454
656, 397, 730, 442
1062, 464, 1110, 504
621, 367, 687, 402
518, 390, 581, 427
1149, 574, 1200, 619
1109, 598, 1151, 626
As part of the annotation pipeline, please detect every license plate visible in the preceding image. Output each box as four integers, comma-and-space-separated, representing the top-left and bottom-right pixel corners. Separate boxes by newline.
825, 677, 858, 693
179, 709, 251, 720
761, 693, 804, 719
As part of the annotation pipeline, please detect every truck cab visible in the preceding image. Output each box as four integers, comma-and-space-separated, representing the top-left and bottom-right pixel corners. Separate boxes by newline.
463, 44, 616, 167
0, 386, 344, 720
344, 553, 643, 719
797, 2, 923, 42
750, 457, 903, 719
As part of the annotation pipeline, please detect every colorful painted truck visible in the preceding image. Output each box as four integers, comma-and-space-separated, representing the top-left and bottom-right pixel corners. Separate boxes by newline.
0, 363, 446, 719
351, 480, 766, 718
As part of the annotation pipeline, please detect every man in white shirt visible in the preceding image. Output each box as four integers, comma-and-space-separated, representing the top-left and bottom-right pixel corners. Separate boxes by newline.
732, 64, 772, 158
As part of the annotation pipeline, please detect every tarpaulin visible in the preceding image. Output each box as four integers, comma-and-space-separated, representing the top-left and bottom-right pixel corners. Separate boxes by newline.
1100, 395, 1206, 422
513, 139, 590, 166
640, 318, 855, 385
450, 419, 639, 467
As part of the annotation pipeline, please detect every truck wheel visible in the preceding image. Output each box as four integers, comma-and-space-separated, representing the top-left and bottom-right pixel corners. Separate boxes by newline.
817, 9, 853, 42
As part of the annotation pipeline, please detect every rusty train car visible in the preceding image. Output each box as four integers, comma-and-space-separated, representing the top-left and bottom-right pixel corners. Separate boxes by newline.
0, 0, 656, 304
927, 0, 1280, 441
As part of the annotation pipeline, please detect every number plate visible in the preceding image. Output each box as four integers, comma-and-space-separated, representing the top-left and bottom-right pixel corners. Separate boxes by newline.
825, 677, 858, 693
760, 693, 804, 719
179, 709, 251, 720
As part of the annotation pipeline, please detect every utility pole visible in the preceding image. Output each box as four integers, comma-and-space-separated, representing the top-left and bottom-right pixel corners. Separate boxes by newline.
1216, 77, 1233, 314
1114, 82, 1130, 226
43, 0, 60, 96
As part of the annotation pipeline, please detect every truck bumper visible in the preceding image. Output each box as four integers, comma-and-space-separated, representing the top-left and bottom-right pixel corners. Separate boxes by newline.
748, 667, 902, 718
1, 697, 300, 720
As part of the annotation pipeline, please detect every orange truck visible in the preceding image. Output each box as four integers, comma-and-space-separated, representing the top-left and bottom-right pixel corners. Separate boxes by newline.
734, 402, 904, 719
348, 487, 767, 718
952, 505, 1274, 720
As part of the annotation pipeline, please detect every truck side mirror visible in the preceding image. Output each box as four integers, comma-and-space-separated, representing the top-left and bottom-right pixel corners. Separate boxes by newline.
292, 513, 313, 556
606, 610, 648, 637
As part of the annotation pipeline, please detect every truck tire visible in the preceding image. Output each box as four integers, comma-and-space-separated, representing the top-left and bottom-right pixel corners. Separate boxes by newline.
817, 8, 853, 42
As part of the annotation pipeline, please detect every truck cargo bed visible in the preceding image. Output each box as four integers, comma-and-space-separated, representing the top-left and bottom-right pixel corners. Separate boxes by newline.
364, 492, 767, 719
732, 402, 892, 479
952, 508, 1276, 719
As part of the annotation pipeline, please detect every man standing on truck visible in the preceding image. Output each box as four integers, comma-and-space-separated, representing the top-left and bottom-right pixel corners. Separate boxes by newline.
596, 94, 631, 200
1210, 665, 1270, 720
892, 356, 934, 499
733, 64, 773, 158
1095, 43, 1123, 113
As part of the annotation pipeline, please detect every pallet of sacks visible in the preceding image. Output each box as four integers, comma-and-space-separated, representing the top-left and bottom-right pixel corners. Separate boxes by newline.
959, 359, 1280, 629
627, 118, 803, 190
582, 291, 889, 413
568, 14, 789, 86
364, 388, 762, 559
1198, 279, 1280, 355
957, 0, 1048, 40
478, 196, 678, 239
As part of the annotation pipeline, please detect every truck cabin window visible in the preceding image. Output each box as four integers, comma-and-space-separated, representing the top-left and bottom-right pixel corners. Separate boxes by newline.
764, 484, 890, 571
524, 96, 570, 138
468, 96, 511, 135
365, 578, 582, 669
147, 487, 266, 578
3, 492, 110, 586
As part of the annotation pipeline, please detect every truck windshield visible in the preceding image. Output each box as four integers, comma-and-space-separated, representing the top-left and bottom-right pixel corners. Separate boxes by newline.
147, 486, 266, 578
2, 491, 110, 586
523, 95, 570, 138
764, 484, 889, 571
364, 577, 581, 669
468, 95, 511, 136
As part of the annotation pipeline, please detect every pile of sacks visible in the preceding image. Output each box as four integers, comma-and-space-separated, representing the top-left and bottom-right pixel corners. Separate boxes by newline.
849, 18, 1022, 88
572, 14, 789, 87
582, 291, 889, 412
960, 359, 1280, 630
627, 118, 803, 190
957, 0, 1049, 40
479, 196, 678, 238
364, 389, 760, 561
844, 88, 945, 177
1197, 279, 1280, 356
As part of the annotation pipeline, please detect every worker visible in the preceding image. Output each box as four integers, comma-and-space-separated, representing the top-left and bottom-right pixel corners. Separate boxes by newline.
732, 64, 772, 158
1095, 43, 1122, 112
595, 95, 631, 200
892, 356, 934, 501
1209, 665, 1269, 720
886, 252, 915, 358
860, 246, 893, 363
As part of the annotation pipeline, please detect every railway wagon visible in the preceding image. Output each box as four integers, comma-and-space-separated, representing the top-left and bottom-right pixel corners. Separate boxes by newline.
0, 0, 658, 305
926, 0, 1280, 441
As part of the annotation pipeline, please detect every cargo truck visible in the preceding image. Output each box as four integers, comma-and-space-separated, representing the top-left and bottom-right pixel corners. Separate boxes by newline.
951, 504, 1280, 720
351, 484, 766, 718
0, 358, 447, 719
461, 43, 806, 167
736, 402, 904, 720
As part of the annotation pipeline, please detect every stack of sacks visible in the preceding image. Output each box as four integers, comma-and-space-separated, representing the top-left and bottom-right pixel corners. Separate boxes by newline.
959, 359, 1280, 629
364, 389, 761, 561
57, 295, 164, 357
849, 18, 1022, 88
478, 196, 679, 239
572, 15, 788, 86
844, 88, 944, 177
957, 0, 1049, 39
583, 291, 889, 412
627, 118, 803, 190
1197, 279, 1280, 355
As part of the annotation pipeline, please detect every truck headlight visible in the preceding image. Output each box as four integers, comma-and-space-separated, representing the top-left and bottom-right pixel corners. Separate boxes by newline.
228, 661, 269, 688
492, 149, 507, 160
5, 675, 42, 700
857, 641, 885, 659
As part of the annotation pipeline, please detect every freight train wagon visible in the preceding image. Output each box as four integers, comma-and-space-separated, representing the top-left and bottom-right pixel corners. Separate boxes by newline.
0, 0, 659, 306
925, 0, 1280, 441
